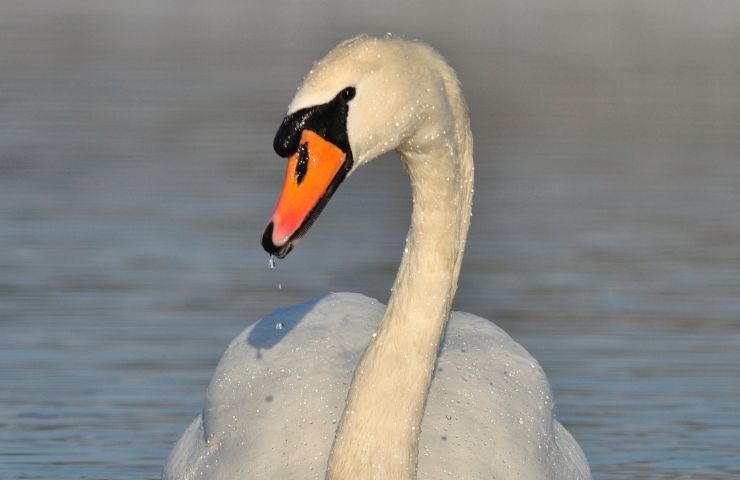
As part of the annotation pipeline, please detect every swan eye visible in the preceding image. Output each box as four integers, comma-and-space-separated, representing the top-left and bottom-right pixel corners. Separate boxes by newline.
295, 143, 309, 185
340, 86, 356, 102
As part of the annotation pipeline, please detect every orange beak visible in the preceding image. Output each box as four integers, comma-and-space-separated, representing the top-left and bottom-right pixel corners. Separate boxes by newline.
262, 129, 349, 258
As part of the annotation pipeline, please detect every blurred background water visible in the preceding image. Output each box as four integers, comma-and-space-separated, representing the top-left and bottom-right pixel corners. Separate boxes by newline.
1, 1, 739, 479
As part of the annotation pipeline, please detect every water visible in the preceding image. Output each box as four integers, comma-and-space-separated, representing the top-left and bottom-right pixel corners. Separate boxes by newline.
1, 2, 740, 479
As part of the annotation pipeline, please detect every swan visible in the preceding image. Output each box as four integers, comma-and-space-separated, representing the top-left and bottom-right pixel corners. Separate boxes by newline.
163, 35, 591, 480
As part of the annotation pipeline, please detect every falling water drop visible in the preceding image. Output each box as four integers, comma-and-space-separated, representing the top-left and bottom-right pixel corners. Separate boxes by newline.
278, 283, 282, 290
268, 255, 276, 269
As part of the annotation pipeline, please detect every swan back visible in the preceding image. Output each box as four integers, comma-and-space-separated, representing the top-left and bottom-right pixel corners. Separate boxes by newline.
163, 294, 589, 480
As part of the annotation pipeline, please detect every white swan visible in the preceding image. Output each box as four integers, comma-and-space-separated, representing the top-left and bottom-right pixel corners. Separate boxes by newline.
163, 35, 590, 480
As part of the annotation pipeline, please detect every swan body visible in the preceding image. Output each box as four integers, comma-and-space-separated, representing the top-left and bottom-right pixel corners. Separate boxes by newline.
163, 35, 590, 479
164, 293, 589, 479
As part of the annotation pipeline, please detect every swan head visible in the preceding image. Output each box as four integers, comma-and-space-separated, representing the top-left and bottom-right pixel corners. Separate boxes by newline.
262, 35, 452, 258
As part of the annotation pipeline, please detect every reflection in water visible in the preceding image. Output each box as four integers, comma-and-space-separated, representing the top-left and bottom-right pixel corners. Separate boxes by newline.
1, 2, 739, 479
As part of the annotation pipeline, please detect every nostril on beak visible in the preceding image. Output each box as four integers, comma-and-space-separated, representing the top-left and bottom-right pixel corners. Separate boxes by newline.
295, 143, 309, 185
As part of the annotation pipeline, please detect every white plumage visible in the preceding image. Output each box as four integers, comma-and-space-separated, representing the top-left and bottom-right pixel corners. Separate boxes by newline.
164, 294, 589, 479
163, 35, 590, 480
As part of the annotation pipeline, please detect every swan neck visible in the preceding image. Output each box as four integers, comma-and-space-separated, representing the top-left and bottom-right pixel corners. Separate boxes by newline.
327, 71, 474, 479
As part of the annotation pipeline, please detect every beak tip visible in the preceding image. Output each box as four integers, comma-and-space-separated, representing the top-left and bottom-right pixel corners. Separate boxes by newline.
261, 222, 293, 259
261, 222, 278, 253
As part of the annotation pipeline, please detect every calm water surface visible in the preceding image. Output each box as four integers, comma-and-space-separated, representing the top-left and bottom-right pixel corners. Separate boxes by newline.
1, 2, 740, 479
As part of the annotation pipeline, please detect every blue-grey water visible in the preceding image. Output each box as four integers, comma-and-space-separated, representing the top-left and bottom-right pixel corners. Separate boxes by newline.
1, 2, 740, 479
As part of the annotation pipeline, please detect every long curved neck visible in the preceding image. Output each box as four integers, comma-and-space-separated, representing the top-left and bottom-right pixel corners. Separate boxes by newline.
327, 74, 474, 480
